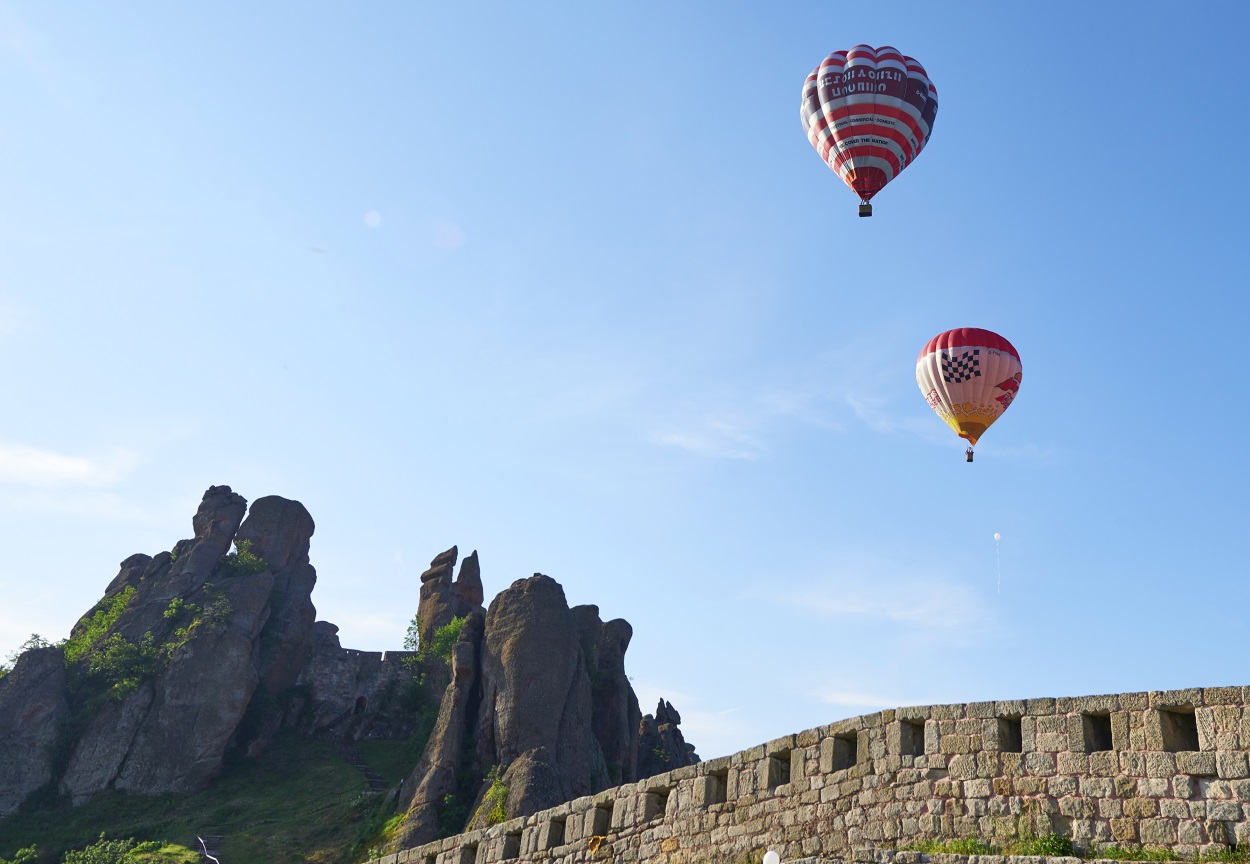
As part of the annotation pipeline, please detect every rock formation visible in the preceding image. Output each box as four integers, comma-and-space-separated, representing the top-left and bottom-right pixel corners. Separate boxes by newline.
0, 486, 698, 842
391, 574, 694, 850
0, 646, 69, 817
638, 699, 699, 778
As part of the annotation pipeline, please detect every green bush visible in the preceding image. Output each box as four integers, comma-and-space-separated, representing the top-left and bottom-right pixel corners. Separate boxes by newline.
0, 845, 36, 864
1014, 832, 1073, 857
83, 632, 160, 701
477, 766, 509, 826
905, 837, 997, 856
219, 540, 269, 577
65, 590, 135, 664
63, 833, 144, 864
162, 599, 197, 622
426, 616, 465, 665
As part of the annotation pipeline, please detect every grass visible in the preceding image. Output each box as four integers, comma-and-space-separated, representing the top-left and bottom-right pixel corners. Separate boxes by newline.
1090, 848, 1180, 861
0, 732, 423, 864
902, 838, 1250, 862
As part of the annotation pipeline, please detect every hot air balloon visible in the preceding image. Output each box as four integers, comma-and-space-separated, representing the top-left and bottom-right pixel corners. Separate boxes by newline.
800, 45, 938, 216
916, 328, 1021, 461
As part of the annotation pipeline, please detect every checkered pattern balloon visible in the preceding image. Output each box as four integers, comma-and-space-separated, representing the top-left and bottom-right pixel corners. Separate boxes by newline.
917, 329, 1022, 447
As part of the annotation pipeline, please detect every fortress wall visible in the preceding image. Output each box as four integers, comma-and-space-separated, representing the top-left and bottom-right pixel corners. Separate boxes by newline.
369, 686, 1250, 864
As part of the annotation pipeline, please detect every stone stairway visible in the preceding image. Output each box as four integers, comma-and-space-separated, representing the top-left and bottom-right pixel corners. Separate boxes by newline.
336, 740, 390, 792
196, 834, 225, 863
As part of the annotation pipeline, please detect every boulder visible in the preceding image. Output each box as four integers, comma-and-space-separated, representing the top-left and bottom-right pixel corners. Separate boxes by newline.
638, 699, 700, 778
0, 646, 69, 817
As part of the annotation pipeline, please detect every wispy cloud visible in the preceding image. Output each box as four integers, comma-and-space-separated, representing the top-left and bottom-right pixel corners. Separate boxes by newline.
0, 444, 137, 487
0, 5, 63, 100
650, 419, 766, 460
431, 219, 466, 249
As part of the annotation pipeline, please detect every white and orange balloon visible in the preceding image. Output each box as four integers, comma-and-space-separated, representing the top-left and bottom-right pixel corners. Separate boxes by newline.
916, 328, 1021, 448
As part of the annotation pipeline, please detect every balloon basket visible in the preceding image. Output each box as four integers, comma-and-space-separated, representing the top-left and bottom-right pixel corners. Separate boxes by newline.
858, 203, 873, 218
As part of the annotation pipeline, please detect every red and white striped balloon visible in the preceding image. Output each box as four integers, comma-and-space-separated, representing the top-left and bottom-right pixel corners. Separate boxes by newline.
800, 45, 938, 205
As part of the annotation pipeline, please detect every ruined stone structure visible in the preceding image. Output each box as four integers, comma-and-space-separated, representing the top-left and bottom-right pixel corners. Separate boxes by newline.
366, 686, 1250, 864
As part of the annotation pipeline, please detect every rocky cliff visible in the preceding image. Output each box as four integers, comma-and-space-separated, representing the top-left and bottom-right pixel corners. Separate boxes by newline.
0, 486, 698, 840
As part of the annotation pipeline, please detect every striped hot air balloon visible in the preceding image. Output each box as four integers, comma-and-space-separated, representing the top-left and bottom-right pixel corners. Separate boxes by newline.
916, 328, 1021, 458
800, 44, 938, 216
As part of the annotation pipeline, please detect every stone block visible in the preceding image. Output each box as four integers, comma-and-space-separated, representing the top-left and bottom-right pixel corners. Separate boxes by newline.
1119, 752, 1146, 777
1035, 732, 1066, 753
1114, 776, 1137, 797
975, 755, 1005, 780
1145, 753, 1177, 778
793, 727, 822, 750
1119, 691, 1149, 710
1174, 775, 1194, 799
767, 734, 796, 754
996, 700, 1026, 717
1207, 801, 1242, 821
1178, 819, 1206, 845
1151, 689, 1201, 709
1218, 752, 1249, 779
1160, 798, 1190, 819
948, 755, 977, 780
1176, 751, 1216, 777
1138, 778, 1169, 797
1213, 705, 1243, 729
1072, 694, 1120, 713
940, 734, 974, 755
1037, 714, 1067, 734
1197, 708, 1216, 749
1024, 752, 1056, 776
1058, 752, 1089, 775
1089, 751, 1118, 777
966, 701, 996, 719
1100, 798, 1124, 818
1229, 779, 1250, 800
1059, 796, 1096, 819
1110, 712, 1130, 751
1026, 697, 1056, 715
1143, 710, 1165, 750
1139, 818, 1177, 845
1110, 818, 1138, 841
1123, 798, 1158, 818
1049, 776, 1078, 797
965, 778, 991, 798
1080, 777, 1113, 797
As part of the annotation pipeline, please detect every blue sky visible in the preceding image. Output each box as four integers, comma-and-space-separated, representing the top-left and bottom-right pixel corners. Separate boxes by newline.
2, 2, 1248, 761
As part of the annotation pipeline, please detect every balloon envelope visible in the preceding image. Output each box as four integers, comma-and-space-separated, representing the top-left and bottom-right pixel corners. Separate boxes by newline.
800, 44, 938, 203
916, 328, 1022, 447
994, 533, 1002, 541
764, 853, 781, 864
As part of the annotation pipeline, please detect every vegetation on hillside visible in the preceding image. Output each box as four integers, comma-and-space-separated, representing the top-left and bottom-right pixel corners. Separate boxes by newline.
0, 731, 431, 864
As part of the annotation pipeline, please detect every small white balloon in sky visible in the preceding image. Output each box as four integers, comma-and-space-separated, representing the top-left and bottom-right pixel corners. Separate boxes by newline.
763, 852, 780, 864
994, 532, 1001, 541
364, 210, 383, 228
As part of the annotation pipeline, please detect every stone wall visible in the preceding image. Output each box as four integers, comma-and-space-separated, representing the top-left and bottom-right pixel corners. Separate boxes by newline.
367, 686, 1250, 864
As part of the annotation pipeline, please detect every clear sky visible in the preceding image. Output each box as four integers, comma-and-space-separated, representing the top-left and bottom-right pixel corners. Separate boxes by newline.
2, 2, 1248, 762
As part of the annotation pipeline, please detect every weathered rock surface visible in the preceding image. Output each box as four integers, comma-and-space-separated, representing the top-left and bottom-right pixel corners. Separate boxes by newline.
396, 612, 486, 848
0, 646, 69, 817
638, 699, 699, 778
392, 572, 688, 849
0, 490, 698, 836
